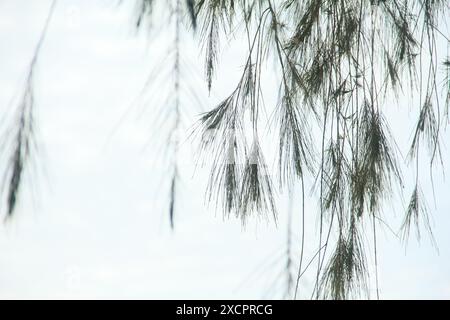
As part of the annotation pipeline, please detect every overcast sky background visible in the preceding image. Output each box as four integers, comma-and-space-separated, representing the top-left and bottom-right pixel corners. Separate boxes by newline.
0, 0, 449, 299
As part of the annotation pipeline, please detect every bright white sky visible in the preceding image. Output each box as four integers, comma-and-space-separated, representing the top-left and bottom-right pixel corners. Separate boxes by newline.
0, 0, 449, 299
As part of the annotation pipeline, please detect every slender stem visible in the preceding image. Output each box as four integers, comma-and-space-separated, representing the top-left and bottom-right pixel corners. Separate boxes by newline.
170, 0, 181, 229
294, 174, 306, 300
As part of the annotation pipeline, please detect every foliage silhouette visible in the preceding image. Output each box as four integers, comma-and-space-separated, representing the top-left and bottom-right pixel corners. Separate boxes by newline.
3, 0, 450, 300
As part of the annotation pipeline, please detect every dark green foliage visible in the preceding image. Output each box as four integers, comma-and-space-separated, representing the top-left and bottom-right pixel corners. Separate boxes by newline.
320, 219, 368, 300
1, 0, 56, 217
187, 0, 449, 299
239, 141, 276, 223
400, 184, 435, 244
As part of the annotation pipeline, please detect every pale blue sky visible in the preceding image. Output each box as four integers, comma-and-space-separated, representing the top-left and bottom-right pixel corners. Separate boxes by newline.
0, 0, 449, 299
